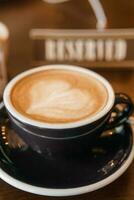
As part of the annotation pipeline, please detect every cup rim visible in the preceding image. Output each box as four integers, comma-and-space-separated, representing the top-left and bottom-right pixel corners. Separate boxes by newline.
3, 64, 115, 129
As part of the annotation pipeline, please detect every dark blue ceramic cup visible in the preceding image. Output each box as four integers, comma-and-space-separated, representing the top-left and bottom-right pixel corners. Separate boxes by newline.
3, 65, 134, 157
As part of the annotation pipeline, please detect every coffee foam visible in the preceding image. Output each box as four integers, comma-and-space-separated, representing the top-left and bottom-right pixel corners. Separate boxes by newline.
11, 69, 108, 124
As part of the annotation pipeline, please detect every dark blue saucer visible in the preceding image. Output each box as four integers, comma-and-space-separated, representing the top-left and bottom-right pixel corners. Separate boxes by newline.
0, 105, 133, 196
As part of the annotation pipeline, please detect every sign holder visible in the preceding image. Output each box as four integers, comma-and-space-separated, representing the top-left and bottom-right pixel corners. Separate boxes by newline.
30, 29, 134, 69
30, 0, 134, 69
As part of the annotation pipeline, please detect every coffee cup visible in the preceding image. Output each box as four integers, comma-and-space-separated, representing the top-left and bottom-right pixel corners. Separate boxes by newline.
0, 22, 9, 98
3, 65, 134, 157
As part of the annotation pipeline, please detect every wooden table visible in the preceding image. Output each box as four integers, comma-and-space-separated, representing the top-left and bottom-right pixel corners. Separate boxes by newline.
0, 0, 134, 199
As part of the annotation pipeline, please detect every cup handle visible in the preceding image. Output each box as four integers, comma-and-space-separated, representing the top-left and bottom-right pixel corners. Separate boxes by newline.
105, 93, 134, 130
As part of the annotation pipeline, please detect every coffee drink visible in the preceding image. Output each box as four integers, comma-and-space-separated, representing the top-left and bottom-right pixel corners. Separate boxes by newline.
10, 69, 108, 124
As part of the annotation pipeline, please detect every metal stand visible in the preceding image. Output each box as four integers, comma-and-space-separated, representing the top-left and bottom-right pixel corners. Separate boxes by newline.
43, 0, 107, 30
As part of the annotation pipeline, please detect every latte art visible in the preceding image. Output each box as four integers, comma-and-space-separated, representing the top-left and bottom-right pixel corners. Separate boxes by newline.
11, 69, 108, 123
26, 80, 93, 121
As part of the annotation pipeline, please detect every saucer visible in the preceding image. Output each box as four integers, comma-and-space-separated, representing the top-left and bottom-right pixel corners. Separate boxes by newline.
0, 104, 134, 197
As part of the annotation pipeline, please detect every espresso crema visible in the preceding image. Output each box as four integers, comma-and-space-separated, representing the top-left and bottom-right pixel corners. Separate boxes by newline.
11, 69, 108, 124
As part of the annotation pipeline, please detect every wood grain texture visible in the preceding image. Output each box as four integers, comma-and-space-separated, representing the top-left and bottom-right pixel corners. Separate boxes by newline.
0, 0, 134, 199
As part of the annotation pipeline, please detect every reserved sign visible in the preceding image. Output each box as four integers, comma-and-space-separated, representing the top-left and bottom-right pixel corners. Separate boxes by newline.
30, 29, 134, 68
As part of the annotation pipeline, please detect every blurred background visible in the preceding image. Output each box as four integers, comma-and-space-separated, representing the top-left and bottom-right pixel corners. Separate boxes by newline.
0, 0, 134, 99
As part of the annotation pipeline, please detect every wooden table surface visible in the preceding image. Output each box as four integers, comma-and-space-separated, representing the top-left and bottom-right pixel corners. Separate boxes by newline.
0, 0, 134, 199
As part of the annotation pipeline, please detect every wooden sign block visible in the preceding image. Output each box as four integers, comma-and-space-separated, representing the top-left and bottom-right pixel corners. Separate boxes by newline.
30, 29, 134, 69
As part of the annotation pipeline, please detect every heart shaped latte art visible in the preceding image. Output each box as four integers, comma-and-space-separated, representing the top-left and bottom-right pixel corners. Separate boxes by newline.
26, 80, 94, 121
